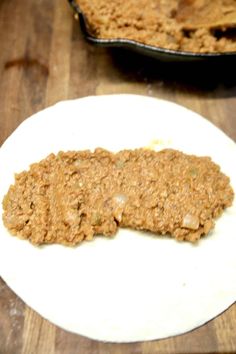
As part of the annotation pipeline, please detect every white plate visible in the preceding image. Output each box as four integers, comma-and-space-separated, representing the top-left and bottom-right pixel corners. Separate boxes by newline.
0, 94, 236, 343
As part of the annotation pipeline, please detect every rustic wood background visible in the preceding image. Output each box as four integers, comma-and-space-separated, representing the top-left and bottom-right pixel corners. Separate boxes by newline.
0, 0, 236, 353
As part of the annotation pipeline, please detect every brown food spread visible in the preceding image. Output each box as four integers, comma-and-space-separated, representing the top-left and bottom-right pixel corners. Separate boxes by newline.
2, 148, 234, 245
76, 0, 236, 53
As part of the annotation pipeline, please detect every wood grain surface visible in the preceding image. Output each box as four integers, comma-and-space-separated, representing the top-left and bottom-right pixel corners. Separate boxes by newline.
0, 1, 236, 353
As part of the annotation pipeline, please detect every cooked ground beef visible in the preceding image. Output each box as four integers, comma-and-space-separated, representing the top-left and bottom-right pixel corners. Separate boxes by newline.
75, 0, 236, 53
2, 148, 234, 245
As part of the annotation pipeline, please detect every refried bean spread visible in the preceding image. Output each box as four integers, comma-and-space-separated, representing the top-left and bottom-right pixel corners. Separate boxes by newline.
2, 148, 234, 245
76, 0, 236, 53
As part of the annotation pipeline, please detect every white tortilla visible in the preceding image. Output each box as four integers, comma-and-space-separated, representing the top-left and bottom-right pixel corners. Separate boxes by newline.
0, 94, 235, 342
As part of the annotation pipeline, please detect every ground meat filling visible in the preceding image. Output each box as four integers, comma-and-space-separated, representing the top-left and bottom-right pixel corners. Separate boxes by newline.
2, 148, 234, 245
76, 0, 236, 53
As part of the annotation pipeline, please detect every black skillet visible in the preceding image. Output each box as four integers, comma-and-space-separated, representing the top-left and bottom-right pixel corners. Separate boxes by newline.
68, 0, 236, 63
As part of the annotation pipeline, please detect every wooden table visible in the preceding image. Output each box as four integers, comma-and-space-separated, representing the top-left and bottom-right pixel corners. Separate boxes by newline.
0, 1, 236, 353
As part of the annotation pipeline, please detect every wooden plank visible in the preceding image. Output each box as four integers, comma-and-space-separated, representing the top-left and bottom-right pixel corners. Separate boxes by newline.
0, 0, 236, 353
21, 308, 55, 354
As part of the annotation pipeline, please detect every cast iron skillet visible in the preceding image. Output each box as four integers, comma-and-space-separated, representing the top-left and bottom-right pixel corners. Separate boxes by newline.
68, 0, 236, 62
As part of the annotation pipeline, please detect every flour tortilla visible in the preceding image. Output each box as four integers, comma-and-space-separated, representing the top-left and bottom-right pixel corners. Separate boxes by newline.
0, 94, 235, 342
